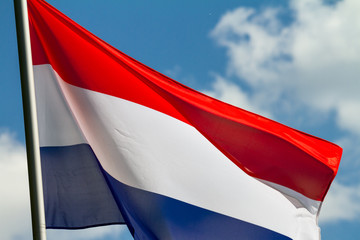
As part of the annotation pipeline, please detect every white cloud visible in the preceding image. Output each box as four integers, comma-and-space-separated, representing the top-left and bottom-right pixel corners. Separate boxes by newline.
211, 0, 360, 135
46, 225, 129, 240
202, 74, 272, 118
211, 7, 290, 86
163, 65, 182, 79
210, 0, 360, 225
0, 131, 32, 240
319, 181, 360, 223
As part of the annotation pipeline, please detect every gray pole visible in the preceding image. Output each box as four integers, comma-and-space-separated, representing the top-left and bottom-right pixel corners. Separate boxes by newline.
13, 0, 47, 239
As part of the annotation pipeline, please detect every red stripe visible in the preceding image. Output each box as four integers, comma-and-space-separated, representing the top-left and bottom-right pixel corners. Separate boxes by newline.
29, 16, 48, 65
28, 0, 342, 201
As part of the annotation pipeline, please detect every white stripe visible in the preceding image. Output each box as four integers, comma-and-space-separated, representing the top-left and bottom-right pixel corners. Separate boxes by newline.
258, 179, 321, 215
34, 65, 87, 146
35, 64, 320, 240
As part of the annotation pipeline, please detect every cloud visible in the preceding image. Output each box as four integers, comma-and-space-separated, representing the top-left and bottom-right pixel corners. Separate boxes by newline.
0, 131, 32, 240
0, 130, 130, 240
202, 74, 272, 118
210, 0, 360, 135
319, 181, 360, 223
163, 65, 182, 79
209, 0, 360, 225
46, 225, 129, 240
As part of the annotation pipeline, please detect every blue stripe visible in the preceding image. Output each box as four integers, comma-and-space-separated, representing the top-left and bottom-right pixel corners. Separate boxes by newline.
40, 144, 124, 229
41, 144, 291, 239
104, 170, 292, 240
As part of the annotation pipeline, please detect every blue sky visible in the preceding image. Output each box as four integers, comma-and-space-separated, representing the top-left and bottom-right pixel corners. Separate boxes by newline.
0, 0, 359, 239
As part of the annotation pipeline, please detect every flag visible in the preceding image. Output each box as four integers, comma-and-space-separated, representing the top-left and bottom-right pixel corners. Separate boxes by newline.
28, 0, 342, 239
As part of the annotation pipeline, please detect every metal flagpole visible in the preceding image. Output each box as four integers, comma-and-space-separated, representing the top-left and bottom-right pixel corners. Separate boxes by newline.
13, 0, 47, 239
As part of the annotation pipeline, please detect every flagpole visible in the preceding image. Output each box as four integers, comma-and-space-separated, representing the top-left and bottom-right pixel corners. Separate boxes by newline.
13, 0, 47, 239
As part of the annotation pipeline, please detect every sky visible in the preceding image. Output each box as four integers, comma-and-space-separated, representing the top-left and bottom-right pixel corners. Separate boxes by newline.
0, 0, 359, 239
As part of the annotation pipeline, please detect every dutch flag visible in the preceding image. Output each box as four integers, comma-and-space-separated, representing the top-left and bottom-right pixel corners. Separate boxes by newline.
28, 0, 342, 239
